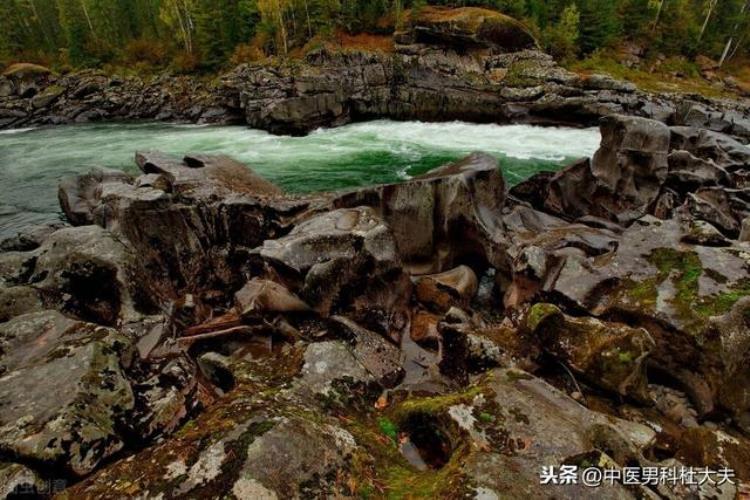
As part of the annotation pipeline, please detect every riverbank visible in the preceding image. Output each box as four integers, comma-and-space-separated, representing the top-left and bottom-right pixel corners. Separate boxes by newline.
3, 13, 750, 142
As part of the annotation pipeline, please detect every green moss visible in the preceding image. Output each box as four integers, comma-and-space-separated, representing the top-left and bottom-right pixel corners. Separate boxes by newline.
478, 412, 494, 423
382, 445, 472, 500
647, 248, 704, 327
504, 59, 544, 87
391, 386, 482, 423
341, 377, 508, 500
694, 280, 750, 317
635, 248, 750, 328
567, 51, 732, 99
624, 277, 658, 306
525, 303, 561, 332
617, 350, 635, 364
378, 417, 399, 442
3, 62, 51, 77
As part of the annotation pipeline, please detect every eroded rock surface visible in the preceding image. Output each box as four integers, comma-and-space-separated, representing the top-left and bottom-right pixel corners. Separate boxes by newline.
0, 311, 133, 477
2, 25, 750, 494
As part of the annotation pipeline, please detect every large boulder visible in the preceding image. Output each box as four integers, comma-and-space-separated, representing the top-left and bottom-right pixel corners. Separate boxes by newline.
295, 317, 403, 398
683, 187, 743, 237
0, 285, 44, 322
0, 226, 146, 326
373, 368, 715, 499
68, 402, 361, 498
58, 167, 133, 226
544, 115, 671, 223
135, 151, 282, 198
526, 303, 655, 402
62, 344, 365, 498
508, 212, 750, 425
60, 152, 304, 301
397, 6, 537, 53
415, 265, 479, 312
0, 221, 66, 252
667, 150, 732, 189
23, 225, 145, 325
501, 204, 620, 308
2, 63, 52, 98
459, 369, 737, 499
670, 126, 750, 169
0, 311, 134, 477
0, 462, 47, 497
334, 152, 507, 274
253, 206, 411, 339
234, 278, 312, 318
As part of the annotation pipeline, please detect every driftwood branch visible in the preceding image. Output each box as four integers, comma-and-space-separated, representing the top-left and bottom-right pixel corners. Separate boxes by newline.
177, 326, 258, 344
182, 312, 242, 336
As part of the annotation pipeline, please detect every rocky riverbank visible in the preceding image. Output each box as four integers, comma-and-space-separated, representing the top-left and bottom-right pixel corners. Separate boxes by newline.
2, 6, 750, 499
2, 6, 750, 141
1, 110, 750, 497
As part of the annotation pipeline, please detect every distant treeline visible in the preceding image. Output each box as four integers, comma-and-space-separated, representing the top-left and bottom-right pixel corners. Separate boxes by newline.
1, 0, 749, 71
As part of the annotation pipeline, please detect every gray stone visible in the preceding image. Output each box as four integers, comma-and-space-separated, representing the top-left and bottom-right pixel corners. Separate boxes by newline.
0, 311, 134, 477
58, 167, 133, 226
0, 462, 47, 497
740, 217, 750, 242
334, 152, 507, 274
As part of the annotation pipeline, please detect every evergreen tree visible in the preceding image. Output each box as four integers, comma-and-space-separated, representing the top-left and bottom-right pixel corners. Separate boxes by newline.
545, 3, 580, 60
576, 0, 620, 53
57, 0, 93, 64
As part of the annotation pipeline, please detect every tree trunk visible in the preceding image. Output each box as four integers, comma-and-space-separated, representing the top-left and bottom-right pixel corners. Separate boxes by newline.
719, 37, 734, 66
698, 0, 717, 42
719, 0, 748, 66
652, 0, 665, 32
303, 0, 312, 38
79, 0, 95, 37
275, 0, 288, 55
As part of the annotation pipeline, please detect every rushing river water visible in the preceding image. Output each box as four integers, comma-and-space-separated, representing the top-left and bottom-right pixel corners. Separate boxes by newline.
0, 120, 600, 239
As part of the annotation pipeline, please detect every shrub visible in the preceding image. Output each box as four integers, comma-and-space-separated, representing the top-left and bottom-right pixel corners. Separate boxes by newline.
230, 43, 266, 65
171, 51, 201, 73
123, 39, 169, 67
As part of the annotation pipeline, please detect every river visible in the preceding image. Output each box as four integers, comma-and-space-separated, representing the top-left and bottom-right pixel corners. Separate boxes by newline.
0, 120, 600, 238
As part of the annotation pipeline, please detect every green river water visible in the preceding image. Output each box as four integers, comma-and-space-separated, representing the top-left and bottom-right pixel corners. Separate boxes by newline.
0, 120, 600, 239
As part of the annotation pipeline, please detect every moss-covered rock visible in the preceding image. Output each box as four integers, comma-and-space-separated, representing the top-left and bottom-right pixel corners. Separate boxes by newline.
527, 304, 655, 402
31, 83, 65, 108
0, 311, 134, 477
2, 63, 52, 97
401, 6, 537, 53
2, 62, 51, 78
61, 343, 365, 498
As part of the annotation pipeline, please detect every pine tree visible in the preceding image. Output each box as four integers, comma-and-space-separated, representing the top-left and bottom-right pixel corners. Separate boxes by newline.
57, 0, 92, 64
545, 3, 580, 60
576, 0, 620, 53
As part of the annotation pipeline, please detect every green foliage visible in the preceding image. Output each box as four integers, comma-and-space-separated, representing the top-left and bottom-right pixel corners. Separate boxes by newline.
544, 3, 580, 60
377, 417, 398, 442
576, 0, 621, 53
